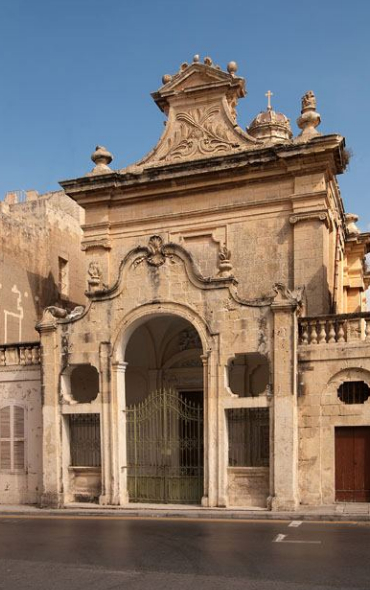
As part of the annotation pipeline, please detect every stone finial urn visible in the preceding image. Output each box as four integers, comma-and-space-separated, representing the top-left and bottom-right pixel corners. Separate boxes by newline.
90, 145, 113, 174
345, 213, 360, 236
296, 90, 321, 140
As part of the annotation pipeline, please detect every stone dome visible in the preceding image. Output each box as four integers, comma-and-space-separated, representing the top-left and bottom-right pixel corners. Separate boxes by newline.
248, 108, 292, 145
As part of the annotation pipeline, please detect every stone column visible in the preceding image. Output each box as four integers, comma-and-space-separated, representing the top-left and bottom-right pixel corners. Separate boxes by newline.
217, 355, 229, 508
200, 353, 209, 506
271, 287, 299, 510
38, 315, 62, 508
204, 349, 219, 507
111, 361, 129, 505
99, 341, 113, 505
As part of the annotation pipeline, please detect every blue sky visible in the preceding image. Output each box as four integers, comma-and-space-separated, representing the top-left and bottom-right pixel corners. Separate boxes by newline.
1, 0, 369, 228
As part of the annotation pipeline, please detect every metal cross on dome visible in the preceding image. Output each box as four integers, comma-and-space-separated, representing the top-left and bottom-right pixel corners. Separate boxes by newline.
265, 90, 273, 111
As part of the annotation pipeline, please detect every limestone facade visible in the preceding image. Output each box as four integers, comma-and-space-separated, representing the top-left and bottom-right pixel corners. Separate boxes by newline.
1, 56, 370, 509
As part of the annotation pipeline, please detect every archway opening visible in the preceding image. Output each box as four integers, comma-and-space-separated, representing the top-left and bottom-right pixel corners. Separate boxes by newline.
125, 314, 204, 505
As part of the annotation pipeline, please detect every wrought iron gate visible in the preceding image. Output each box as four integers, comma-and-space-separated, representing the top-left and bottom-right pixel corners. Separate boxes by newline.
126, 389, 204, 504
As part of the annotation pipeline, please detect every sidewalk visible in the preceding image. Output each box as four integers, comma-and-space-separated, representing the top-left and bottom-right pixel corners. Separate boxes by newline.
0, 502, 369, 521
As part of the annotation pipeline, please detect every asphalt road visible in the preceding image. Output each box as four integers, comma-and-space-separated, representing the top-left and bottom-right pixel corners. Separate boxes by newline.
0, 515, 369, 589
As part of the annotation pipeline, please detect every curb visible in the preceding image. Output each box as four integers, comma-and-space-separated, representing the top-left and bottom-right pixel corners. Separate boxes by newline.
0, 507, 369, 522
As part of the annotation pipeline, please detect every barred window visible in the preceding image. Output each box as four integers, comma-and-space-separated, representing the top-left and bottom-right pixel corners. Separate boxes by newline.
0, 405, 25, 471
337, 381, 370, 405
70, 414, 101, 467
227, 408, 269, 467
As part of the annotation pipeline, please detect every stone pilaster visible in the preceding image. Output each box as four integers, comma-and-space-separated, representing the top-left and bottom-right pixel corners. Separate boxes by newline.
290, 210, 330, 315
271, 291, 299, 511
99, 341, 113, 505
203, 349, 219, 507
200, 352, 210, 506
111, 361, 129, 505
38, 318, 62, 508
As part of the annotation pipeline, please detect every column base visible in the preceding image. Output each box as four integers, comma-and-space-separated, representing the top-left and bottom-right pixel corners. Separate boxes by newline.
41, 492, 64, 508
270, 496, 299, 511
99, 494, 112, 506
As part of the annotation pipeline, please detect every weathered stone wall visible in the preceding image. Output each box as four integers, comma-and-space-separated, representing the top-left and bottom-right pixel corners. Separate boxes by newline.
298, 341, 370, 505
0, 191, 86, 343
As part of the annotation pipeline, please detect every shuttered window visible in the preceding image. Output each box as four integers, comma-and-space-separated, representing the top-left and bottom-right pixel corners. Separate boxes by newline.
0, 405, 25, 471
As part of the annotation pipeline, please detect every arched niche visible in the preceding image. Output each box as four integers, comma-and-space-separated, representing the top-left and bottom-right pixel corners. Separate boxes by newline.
228, 352, 269, 397
61, 364, 99, 404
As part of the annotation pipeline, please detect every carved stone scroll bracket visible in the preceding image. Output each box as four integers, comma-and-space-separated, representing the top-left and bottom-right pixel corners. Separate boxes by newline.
289, 211, 329, 228
36, 305, 85, 332
272, 282, 305, 312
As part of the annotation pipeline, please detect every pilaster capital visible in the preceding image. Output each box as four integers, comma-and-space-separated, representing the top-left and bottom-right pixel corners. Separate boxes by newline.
200, 350, 211, 366
289, 211, 329, 228
111, 361, 128, 374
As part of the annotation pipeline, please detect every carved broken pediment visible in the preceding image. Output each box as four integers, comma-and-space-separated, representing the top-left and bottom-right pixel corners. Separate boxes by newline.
139, 103, 257, 166
129, 60, 259, 169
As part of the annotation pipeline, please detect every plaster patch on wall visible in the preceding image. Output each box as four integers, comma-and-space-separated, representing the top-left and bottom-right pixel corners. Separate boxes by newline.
4, 285, 24, 343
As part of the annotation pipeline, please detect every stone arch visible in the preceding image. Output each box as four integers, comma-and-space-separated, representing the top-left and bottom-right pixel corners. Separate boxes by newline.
162, 349, 203, 370
112, 301, 213, 363
321, 367, 370, 406
109, 301, 220, 506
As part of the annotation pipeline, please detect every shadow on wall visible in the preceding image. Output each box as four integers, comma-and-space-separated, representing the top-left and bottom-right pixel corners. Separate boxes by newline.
27, 270, 84, 321
306, 264, 330, 315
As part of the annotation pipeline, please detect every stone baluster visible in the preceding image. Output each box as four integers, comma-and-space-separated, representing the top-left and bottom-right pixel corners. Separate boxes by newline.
346, 317, 362, 341
310, 322, 318, 345
327, 320, 336, 343
300, 321, 309, 344
318, 320, 327, 344
26, 347, 33, 364
337, 320, 345, 343
32, 346, 41, 364
18, 347, 25, 364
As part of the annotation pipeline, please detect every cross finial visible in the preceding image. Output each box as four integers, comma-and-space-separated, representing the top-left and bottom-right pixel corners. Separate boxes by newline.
265, 90, 273, 111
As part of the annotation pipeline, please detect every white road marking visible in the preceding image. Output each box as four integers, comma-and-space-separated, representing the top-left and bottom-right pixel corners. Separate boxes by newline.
273, 533, 321, 544
282, 539, 321, 545
289, 520, 303, 527
274, 534, 287, 542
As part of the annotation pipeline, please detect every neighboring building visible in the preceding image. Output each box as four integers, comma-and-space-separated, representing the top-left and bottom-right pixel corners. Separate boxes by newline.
0, 190, 85, 343
0, 190, 85, 504
2, 56, 370, 509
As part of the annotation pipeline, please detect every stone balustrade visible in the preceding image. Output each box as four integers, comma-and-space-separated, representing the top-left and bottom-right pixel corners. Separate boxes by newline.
0, 342, 41, 366
299, 313, 370, 346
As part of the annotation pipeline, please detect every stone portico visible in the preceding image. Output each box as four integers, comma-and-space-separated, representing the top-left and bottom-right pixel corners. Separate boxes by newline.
2, 55, 369, 510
